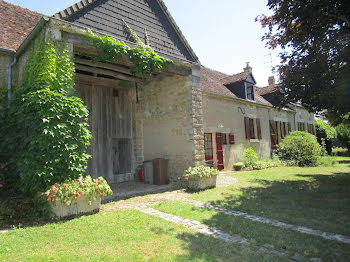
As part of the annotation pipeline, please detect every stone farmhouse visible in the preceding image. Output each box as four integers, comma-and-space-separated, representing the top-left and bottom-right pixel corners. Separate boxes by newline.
0, 0, 315, 184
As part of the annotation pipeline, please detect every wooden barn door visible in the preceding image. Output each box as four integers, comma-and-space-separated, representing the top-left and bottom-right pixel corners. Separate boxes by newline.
216, 132, 224, 170
75, 82, 134, 184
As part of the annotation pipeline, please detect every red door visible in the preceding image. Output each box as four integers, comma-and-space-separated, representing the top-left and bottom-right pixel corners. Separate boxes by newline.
216, 133, 224, 170
204, 133, 214, 167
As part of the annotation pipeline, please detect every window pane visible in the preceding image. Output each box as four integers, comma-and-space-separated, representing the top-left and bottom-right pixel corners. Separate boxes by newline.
249, 119, 256, 139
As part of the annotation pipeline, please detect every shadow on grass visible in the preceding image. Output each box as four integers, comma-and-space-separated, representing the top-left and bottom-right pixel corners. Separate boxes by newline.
149, 226, 265, 262
194, 171, 350, 261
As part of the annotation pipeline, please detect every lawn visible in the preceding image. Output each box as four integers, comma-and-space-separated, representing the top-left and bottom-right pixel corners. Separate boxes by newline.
1, 157, 349, 261
0, 209, 275, 262
190, 157, 350, 236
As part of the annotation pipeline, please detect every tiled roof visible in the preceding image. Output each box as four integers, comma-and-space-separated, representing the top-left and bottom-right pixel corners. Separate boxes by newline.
220, 71, 250, 85
201, 67, 273, 106
0, 1, 42, 51
53, 0, 199, 62
200, 67, 237, 98
256, 85, 281, 106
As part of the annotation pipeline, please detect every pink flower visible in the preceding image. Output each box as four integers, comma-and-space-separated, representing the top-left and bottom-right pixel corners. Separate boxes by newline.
76, 193, 81, 198
0, 184, 3, 188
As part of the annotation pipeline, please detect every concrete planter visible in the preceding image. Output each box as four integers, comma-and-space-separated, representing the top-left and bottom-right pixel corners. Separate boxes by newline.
188, 176, 217, 191
50, 196, 101, 219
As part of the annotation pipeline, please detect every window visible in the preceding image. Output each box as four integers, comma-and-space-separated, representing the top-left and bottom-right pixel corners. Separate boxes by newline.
244, 117, 262, 140
222, 133, 227, 144
298, 122, 305, 131
246, 85, 254, 100
204, 133, 214, 166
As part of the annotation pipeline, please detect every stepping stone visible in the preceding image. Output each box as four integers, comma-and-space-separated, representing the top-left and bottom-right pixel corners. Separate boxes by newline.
257, 247, 267, 254
292, 253, 304, 261
270, 250, 286, 257
310, 259, 322, 262
263, 244, 275, 249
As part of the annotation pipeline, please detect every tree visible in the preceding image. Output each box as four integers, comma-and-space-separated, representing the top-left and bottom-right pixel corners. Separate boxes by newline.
258, 0, 350, 123
336, 123, 350, 151
315, 119, 337, 154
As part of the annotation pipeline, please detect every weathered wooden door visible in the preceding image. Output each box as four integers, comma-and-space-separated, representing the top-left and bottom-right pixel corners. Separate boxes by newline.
75, 82, 134, 184
216, 132, 224, 170
204, 133, 214, 167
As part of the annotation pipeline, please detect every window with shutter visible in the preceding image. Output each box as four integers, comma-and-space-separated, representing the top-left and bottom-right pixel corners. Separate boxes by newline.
249, 118, 256, 139
222, 133, 227, 144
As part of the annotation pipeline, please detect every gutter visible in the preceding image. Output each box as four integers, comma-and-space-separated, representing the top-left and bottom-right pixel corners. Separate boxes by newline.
7, 16, 49, 103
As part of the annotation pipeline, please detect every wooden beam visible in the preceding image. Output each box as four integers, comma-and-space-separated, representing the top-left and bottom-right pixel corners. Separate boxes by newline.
75, 64, 140, 83
75, 57, 133, 76
75, 74, 119, 88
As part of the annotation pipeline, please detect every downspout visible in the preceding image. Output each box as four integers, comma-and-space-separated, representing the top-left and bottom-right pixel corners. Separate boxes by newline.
7, 58, 17, 103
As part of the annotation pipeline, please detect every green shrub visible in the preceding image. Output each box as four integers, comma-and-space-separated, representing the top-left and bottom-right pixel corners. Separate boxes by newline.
183, 166, 219, 180
0, 35, 91, 196
315, 119, 337, 155
243, 147, 259, 169
275, 131, 322, 166
13, 90, 91, 194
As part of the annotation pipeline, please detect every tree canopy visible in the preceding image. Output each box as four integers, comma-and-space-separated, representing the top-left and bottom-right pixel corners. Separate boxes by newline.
258, 0, 350, 123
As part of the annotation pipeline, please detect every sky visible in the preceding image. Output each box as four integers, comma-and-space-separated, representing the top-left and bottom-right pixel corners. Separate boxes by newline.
6, 0, 279, 87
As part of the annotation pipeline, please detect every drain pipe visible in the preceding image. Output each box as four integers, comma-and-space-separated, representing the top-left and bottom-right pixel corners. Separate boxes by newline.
7, 58, 17, 103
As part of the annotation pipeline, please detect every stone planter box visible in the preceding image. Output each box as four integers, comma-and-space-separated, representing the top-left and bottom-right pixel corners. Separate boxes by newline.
187, 176, 217, 191
50, 196, 101, 219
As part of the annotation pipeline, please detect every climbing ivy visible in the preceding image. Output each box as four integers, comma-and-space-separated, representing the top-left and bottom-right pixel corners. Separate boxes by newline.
0, 33, 91, 195
86, 28, 172, 79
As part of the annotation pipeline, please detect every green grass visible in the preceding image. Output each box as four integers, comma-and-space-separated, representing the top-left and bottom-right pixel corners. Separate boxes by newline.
0, 209, 276, 262
153, 201, 350, 262
190, 157, 350, 236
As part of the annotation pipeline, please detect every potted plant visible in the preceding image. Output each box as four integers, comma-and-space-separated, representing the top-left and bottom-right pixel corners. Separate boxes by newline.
233, 162, 244, 171
184, 165, 219, 190
44, 176, 113, 219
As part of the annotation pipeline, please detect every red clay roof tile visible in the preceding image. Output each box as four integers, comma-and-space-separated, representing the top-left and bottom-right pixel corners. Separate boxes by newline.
0, 1, 42, 51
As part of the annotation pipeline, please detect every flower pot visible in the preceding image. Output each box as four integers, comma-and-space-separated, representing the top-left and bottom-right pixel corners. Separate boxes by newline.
187, 176, 217, 191
233, 165, 243, 171
50, 195, 101, 219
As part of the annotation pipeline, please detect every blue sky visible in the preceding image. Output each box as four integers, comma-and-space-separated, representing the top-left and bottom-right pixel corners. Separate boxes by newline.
6, 0, 278, 86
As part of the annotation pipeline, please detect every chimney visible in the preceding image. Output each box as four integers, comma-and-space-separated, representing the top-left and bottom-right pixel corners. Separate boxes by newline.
268, 76, 275, 86
244, 62, 252, 73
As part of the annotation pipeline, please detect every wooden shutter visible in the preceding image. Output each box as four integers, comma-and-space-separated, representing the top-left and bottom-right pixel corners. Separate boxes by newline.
281, 122, 285, 139
244, 117, 251, 140
288, 122, 292, 133
269, 120, 278, 148
256, 119, 262, 139
229, 133, 235, 144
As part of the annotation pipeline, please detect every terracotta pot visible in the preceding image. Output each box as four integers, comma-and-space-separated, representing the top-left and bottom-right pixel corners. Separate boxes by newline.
50, 196, 101, 219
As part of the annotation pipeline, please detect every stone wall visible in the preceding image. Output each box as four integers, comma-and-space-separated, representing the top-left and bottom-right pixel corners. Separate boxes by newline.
138, 65, 204, 182
0, 51, 14, 91
202, 93, 314, 168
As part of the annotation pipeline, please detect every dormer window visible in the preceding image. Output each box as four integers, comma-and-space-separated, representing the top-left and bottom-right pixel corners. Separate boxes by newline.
246, 85, 254, 100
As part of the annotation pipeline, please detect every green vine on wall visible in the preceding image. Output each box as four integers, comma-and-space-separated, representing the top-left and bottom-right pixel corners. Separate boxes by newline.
0, 33, 91, 195
86, 27, 172, 80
